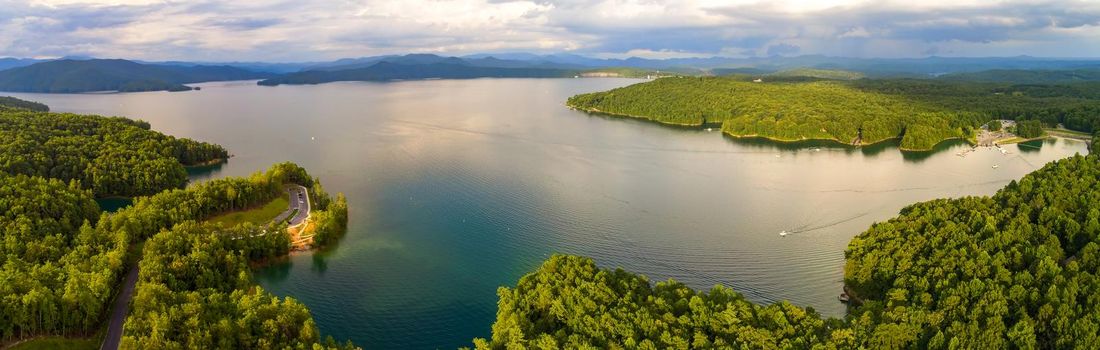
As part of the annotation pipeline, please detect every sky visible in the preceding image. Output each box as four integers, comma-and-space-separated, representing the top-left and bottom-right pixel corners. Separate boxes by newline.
1, 0, 1098, 62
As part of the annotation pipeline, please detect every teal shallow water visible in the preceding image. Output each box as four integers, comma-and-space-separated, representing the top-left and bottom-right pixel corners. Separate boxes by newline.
9, 79, 1088, 349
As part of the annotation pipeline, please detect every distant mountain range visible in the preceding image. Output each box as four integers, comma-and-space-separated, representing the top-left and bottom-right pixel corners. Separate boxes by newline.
257, 60, 576, 86
0, 59, 273, 93
2, 54, 1100, 92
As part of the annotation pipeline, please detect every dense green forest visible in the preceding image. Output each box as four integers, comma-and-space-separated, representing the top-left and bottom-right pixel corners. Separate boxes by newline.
310, 192, 350, 248
938, 68, 1100, 84
843, 153, 1100, 348
475, 150, 1100, 348
472, 255, 846, 349
567, 77, 982, 150
0, 96, 48, 111
768, 68, 865, 80
0, 173, 116, 341
117, 163, 351, 348
568, 77, 1100, 150
0, 106, 227, 197
1015, 120, 1045, 139
0, 160, 351, 346
121, 222, 354, 349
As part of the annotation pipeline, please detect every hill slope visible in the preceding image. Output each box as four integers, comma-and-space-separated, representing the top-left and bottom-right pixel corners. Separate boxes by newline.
567, 77, 980, 150
938, 68, 1100, 84
568, 77, 1100, 150
258, 60, 574, 86
0, 59, 273, 93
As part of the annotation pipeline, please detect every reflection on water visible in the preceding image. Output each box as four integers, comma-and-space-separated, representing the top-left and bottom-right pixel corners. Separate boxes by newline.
8, 79, 1089, 349
186, 159, 228, 182
95, 197, 133, 212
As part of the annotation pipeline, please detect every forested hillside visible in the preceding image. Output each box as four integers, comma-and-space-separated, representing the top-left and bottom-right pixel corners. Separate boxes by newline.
0, 96, 48, 111
844, 153, 1100, 348
568, 77, 1100, 150
121, 222, 354, 349
258, 61, 573, 86
476, 151, 1100, 348
472, 255, 846, 349
769, 68, 865, 80
0, 107, 227, 197
0, 59, 272, 93
0, 161, 351, 346
939, 68, 1100, 84
0, 173, 115, 341
567, 77, 981, 150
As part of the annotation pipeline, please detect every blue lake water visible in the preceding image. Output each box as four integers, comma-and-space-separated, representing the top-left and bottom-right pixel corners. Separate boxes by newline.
8, 78, 1088, 349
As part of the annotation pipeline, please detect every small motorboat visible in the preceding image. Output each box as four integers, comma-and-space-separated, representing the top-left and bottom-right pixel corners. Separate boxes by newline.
779, 230, 788, 237
838, 293, 850, 303
992, 165, 999, 169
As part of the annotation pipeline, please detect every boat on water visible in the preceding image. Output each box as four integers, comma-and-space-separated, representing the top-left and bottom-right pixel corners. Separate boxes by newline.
839, 293, 850, 303
992, 165, 999, 169
779, 230, 788, 237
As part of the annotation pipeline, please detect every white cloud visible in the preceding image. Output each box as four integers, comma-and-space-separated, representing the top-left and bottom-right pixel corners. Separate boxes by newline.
0, 0, 1097, 60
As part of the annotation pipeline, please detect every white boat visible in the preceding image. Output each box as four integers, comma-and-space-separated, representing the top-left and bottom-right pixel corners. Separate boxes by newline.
779, 230, 788, 237
992, 165, 999, 169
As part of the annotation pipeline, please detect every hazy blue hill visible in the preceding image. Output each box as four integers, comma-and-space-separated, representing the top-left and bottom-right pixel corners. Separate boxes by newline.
712, 67, 775, 76
769, 68, 866, 80
258, 61, 574, 86
303, 55, 394, 71
149, 60, 316, 74
0, 59, 273, 93
937, 68, 1100, 84
0, 58, 43, 71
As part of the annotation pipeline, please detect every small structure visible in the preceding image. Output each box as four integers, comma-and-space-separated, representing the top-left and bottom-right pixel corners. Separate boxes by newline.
752, 78, 763, 83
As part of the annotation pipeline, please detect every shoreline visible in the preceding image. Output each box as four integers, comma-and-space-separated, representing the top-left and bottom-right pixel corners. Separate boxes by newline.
184, 157, 228, 168
723, 133, 970, 152
569, 103, 971, 152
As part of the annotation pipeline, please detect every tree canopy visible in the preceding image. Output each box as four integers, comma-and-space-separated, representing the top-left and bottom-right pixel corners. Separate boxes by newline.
0, 96, 48, 111
568, 77, 1100, 151
0, 161, 350, 346
0, 173, 116, 341
121, 221, 355, 350
0, 107, 227, 197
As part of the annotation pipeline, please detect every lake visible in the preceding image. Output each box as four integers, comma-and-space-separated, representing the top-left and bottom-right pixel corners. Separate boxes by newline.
8, 79, 1088, 349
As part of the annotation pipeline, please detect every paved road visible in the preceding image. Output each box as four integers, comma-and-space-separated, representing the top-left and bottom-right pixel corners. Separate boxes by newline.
100, 263, 139, 350
272, 185, 310, 226
290, 187, 312, 225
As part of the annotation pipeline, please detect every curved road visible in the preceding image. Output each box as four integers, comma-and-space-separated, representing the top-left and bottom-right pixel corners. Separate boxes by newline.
272, 185, 310, 226
100, 263, 138, 350
100, 184, 311, 350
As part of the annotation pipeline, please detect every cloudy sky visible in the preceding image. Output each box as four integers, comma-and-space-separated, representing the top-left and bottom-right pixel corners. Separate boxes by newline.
2, 0, 1098, 62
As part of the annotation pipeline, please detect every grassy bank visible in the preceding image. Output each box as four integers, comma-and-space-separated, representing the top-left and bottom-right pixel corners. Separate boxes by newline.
206, 196, 289, 227
6, 337, 97, 350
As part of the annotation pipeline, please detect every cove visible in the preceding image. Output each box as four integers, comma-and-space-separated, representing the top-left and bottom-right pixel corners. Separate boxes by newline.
7, 78, 1088, 349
